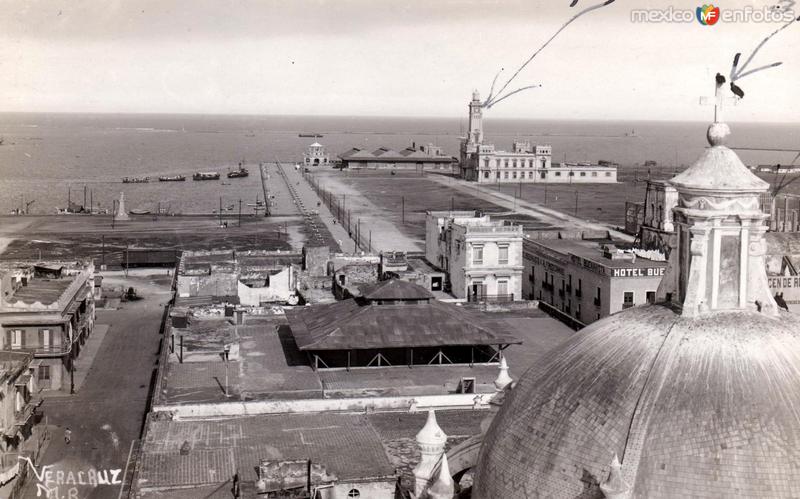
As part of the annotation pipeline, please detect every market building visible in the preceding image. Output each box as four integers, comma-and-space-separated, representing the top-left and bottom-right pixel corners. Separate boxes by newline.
285, 279, 519, 370
425, 210, 523, 301
523, 235, 667, 325
0, 261, 95, 393
337, 143, 457, 171
459, 91, 617, 183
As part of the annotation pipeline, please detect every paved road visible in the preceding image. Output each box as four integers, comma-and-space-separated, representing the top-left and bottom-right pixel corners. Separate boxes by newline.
21, 274, 171, 499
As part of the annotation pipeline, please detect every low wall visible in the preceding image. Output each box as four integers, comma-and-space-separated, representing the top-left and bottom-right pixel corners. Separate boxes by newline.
153, 392, 498, 420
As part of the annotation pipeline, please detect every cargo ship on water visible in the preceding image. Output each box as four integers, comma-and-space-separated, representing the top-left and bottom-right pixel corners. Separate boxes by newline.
193, 171, 220, 181
299, 133, 323, 138
122, 176, 150, 183
159, 175, 186, 182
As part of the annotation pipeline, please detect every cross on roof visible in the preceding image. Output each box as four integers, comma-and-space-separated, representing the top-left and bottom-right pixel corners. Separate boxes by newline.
700, 74, 740, 123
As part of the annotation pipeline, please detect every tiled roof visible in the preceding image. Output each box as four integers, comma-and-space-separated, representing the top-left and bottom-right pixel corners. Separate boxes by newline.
286, 296, 518, 351
137, 413, 396, 490
358, 279, 433, 301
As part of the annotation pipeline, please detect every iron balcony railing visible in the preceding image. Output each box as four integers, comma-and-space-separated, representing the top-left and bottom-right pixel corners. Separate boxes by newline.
468, 293, 515, 303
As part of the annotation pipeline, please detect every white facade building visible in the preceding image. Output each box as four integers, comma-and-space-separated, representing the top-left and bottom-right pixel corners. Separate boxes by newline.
459, 91, 617, 183
426, 210, 523, 301
303, 142, 330, 167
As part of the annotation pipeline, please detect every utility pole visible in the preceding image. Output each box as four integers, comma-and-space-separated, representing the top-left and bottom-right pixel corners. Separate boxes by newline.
219, 196, 223, 226
574, 191, 579, 217
101, 235, 105, 267
112, 200, 117, 229
125, 244, 129, 277
238, 199, 242, 227
401, 196, 405, 224
84, 185, 87, 211
450, 196, 454, 212
90, 190, 93, 215
223, 344, 231, 397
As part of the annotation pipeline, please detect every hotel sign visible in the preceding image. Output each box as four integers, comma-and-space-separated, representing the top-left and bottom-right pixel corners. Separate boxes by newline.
611, 267, 666, 278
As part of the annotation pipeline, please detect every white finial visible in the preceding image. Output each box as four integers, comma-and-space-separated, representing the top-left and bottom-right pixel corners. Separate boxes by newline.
416, 410, 447, 446
707, 122, 731, 147
428, 454, 455, 499
494, 356, 513, 390
600, 454, 632, 499
414, 410, 449, 498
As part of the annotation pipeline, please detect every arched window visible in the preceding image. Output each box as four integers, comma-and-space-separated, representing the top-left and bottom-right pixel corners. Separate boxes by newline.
347, 489, 361, 498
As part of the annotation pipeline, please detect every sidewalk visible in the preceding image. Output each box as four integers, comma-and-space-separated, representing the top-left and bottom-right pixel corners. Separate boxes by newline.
42, 324, 110, 399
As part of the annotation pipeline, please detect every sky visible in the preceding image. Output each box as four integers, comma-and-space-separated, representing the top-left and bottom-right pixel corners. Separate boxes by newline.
2, 0, 800, 122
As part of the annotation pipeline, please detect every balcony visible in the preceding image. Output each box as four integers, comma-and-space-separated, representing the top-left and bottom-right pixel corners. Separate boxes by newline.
576, 289, 582, 298
542, 281, 554, 292
467, 293, 515, 303
558, 289, 565, 299
566, 284, 572, 294
594, 297, 602, 307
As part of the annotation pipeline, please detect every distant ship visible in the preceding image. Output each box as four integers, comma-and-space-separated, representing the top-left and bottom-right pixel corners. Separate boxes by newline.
159, 175, 186, 182
299, 133, 324, 138
227, 164, 249, 178
129, 209, 151, 215
122, 176, 150, 183
193, 171, 220, 181
625, 129, 639, 138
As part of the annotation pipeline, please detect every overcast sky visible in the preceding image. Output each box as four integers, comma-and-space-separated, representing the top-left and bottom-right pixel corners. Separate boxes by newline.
2, 0, 799, 122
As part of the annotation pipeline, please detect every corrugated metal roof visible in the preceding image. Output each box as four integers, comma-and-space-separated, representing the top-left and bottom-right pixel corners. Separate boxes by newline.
286, 296, 518, 351
359, 280, 433, 301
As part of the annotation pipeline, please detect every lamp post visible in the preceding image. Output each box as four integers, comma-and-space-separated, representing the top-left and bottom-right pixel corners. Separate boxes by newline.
223, 344, 231, 397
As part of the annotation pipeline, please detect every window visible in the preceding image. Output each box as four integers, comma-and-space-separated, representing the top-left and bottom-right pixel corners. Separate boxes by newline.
504, 171, 509, 179
592, 171, 598, 177
555, 171, 561, 177
347, 489, 361, 498
513, 159, 517, 168
504, 159, 509, 168
11, 330, 23, 349
580, 171, 586, 177
483, 171, 489, 179
38, 365, 50, 381
623, 291, 634, 309
569, 171, 574, 176
605, 172, 612, 177
541, 157, 547, 168
528, 171, 534, 178
473, 245, 484, 265
497, 280, 509, 296
40, 329, 51, 349
646, 291, 656, 304
512, 172, 517, 179
498, 245, 509, 265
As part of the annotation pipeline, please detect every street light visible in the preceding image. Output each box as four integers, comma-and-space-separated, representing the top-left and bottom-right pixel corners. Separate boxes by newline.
223, 344, 231, 397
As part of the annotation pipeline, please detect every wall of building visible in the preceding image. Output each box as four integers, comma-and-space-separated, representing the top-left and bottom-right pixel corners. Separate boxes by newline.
176, 273, 238, 298
331, 481, 395, 499
237, 267, 295, 305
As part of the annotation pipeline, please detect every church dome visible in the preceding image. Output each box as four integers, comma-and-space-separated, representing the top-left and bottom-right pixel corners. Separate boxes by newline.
473, 304, 800, 498
473, 117, 800, 498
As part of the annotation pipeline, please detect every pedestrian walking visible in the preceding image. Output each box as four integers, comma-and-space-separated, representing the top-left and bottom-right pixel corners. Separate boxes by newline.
64, 427, 72, 445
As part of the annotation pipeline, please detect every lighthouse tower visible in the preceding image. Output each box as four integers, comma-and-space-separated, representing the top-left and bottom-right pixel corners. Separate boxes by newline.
467, 90, 483, 145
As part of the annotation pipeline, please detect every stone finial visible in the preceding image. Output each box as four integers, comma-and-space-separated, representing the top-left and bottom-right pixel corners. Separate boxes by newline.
494, 356, 513, 390
707, 122, 730, 147
414, 410, 448, 498
428, 454, 455, 499
600, 454, 632, 499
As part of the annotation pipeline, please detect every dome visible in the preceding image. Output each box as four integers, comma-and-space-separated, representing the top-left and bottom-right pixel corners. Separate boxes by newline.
473, 304, 800, 498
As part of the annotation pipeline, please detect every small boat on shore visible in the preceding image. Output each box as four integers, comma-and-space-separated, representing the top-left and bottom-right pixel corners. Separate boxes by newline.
122, 176, 150, 183
193, 171, 220, 181
299, 133, 323, 138
159, 175, 186, 182
129, 209, 151, 215
227, 164, 249, 178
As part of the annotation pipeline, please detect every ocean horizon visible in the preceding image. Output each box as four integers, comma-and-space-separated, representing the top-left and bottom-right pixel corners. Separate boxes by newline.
0, 112, 797, 214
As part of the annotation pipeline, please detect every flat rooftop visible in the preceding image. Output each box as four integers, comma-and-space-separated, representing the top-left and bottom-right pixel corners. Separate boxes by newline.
136, 408, 486, 496
526, 238, 668, 271
159, 306, 575, 405
179, 250, 303, 276
6, 277, 75, 305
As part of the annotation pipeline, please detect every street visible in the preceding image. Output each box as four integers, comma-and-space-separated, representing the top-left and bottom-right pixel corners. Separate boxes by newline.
20, 273, 172, 499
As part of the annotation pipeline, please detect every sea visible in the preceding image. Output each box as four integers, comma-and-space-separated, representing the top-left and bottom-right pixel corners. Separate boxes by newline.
0, 113, 797, 215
